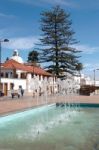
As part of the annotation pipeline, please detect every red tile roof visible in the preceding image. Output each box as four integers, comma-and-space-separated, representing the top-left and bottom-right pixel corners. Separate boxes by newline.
2, 59, 52, 76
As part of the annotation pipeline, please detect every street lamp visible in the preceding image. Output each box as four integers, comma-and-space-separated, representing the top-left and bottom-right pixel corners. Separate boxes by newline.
93, 69, 95, 87
0, 39, 9, 95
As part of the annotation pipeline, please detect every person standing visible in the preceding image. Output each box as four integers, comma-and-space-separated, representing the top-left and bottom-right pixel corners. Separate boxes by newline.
11, 88, 14, 99
21, 87, 24, 96
18, 86, 21, 98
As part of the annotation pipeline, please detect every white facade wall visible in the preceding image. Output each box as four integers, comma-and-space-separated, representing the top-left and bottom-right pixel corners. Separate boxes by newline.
1, 78, 26, 94
1, 69, 13, 78
16, 70, 25, 78
84, 77, 92, 85
95, 81, 99, 86
26, 73, 32, 92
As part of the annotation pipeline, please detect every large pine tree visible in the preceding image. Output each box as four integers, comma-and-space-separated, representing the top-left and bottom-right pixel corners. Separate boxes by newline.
39, 6, 81, 78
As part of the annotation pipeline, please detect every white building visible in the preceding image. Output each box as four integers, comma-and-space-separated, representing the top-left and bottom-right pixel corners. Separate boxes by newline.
0, 50, 56, 96
1, 49, 98, 96
78, 74, 99, 94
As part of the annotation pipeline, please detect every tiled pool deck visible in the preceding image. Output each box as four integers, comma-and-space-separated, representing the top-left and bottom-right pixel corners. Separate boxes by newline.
0, 94, 99, 115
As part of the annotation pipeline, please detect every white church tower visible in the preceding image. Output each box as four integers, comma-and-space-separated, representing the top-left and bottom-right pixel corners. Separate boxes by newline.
10, 49, 24, 64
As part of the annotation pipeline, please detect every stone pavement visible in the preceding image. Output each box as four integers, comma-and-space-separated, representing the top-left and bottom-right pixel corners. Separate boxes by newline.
0, 94, 99, 116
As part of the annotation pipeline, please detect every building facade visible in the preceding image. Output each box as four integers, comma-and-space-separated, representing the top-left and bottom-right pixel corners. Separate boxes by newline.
0, 50, 57, 96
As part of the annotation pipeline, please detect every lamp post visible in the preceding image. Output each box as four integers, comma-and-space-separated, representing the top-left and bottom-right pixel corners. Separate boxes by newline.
0, 39, 9, 95
93, 69, 96, 95
93, 69, 95, 87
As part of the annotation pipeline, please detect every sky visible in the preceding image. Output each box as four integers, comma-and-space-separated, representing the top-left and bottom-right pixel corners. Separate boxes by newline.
0, 0, 99, 79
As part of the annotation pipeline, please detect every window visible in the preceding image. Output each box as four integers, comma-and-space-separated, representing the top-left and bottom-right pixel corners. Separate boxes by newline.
5, 73, 8, 78
1, 72, 4, 77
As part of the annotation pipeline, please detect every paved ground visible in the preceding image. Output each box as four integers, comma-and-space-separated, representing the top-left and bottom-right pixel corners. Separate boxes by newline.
0, 94, 99, 116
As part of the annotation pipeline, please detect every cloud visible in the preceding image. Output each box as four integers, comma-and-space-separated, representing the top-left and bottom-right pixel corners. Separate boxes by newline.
11, 0, 35, 5
74, 0, 99, 10
2, 36, 39, 50
83, 63, 99, 71
84, 63, 92, 68
81, 63, 99, 80
74, 44, 99, 54
9, 0, 99, 10
40, 0, 74, 7
10, 0, 76, 7
0, 29, 5, 37
0, 13, 15, 18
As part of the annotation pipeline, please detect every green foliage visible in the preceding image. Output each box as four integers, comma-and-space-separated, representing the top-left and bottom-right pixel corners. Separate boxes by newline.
75, 62, 83, 76
38, 5, 82, 78
27, 50, 39, 64
6, 57, 9, 61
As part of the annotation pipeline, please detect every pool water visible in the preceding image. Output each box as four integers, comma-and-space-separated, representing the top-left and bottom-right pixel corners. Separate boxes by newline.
0, 104, 99, 150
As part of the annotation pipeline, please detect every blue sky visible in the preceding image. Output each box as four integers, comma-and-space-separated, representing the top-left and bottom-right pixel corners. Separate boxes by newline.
0, 0, 99, 79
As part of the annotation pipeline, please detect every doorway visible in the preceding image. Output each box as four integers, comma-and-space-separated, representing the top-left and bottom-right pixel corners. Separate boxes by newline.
4, 83, 8, 96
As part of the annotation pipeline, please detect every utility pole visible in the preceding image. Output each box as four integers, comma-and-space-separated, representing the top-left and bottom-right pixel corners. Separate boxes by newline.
0, 39, 9, 96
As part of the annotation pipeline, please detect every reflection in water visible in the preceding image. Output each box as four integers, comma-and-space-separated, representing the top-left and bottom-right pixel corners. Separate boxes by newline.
0, 105, 99, 150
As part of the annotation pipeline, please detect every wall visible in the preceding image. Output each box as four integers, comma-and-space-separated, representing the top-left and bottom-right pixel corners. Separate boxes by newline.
1, 78, 26, 95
